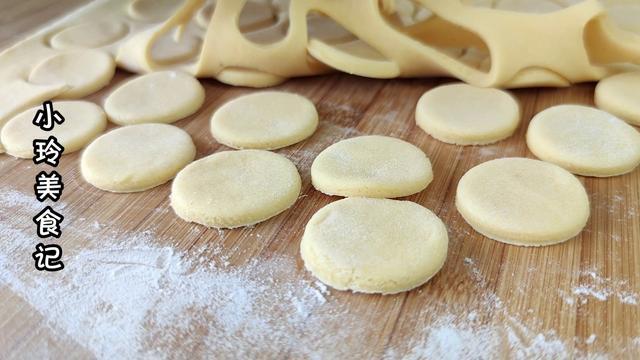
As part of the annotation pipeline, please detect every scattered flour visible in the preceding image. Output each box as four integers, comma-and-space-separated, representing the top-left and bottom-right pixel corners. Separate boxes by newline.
0, 189, 638, 358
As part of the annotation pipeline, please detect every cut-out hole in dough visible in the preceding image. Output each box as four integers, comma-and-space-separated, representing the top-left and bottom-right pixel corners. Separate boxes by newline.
49, 21, 129, 50
129, 0, 183, 22
382, 7, 492, 72
308, 38, 400, 78
381, 0, 433, 27
240, 2, 286, 45
306, 11, 356, 44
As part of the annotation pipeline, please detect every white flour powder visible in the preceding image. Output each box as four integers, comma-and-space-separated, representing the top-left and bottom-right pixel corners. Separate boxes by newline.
0, 189, 638, 358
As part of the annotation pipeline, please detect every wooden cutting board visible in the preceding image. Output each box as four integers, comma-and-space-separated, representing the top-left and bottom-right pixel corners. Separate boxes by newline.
0, 1, 638, 358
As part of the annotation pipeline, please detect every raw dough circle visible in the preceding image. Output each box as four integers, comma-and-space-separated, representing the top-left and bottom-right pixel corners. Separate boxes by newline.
128, 0, 180, 22
300, 197, 448, 294
210, 91, 318, 150
1, 101, 106, 158
311, 135, 433, 198
104, 71, 205, 125
50, 21, 129, 49
29, 50, 115, 99
527, 105, 640, 177
456, 158, 590, 246
171, 150, 301, 228
416, 83, 520, 145
595, 71, 640, 126
81, 123, 195, 192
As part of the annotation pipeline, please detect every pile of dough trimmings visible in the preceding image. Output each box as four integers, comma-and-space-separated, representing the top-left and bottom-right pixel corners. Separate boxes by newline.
210, 91, 318, 150
28, 50, 115, 99
456, 158, 590, 247
595, 71, 640, 126
81, 123, 196, 192
170, 150, 301, 229
104, 71, 205, 125
416, 83, 520, 145
300, 197, 448, 294
311, 135, 433, 198
527, 105, 640, 177
1, 101, 106, 158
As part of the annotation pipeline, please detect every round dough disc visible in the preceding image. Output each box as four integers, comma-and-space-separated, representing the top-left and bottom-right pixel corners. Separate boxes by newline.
171, 150, 301, 228
210, 91, 318, 150
595, 71, 640, 126
456, 158, 590, 246
104, 71, 205, 125
527, 105, 640, 177
416, 83, 520, 145
50, 21, 129, 50
29, 50, 115, 99
1, 101, 106, 158
311, 135, 433, 198
81, 123, 195, 192
300, 197, 448, 294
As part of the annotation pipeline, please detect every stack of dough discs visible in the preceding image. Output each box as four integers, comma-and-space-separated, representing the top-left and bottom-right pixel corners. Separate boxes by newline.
81, 123, 195, 192
527, 105, 640, 177
595, 71, 640, 126
311, 135, 433, 198
29, 50, 115, 99
416, 83, 520, 145
456, 158, 590, 246
210, 91, 318, 150
1, 101, 106, 158
171, 150, 301, 228
300, 197, 448, 294
104, 71, 205, 125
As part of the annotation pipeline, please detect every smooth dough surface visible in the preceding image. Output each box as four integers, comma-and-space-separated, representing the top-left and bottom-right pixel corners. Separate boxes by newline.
1, 101, 106, 158
595, 71, 640, 126
300, 197, 448, 294
416, 83, 520, 145
50, 21, 129, 50
456, 158, 590, 246
81, 123, 195, 192
527, 105, 640, 177
170, 150, 301, 229
29, 50, 115, 99
311, 135, 433, 198
104, 70, 205, 125
210, 91, 318, 150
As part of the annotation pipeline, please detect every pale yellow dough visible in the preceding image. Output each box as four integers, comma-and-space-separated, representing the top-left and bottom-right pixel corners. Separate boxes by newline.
300, 197, 448, 294
2, 0, 640, 88
81, 123, 196, 192
1, 101, 106, 158
210, 91, 318, 150
311, 135, 433, 198
170, 150, 301, 229
456, 158, 590, 246
104, 71, 205, 125
29, 50, 116, 99
527, 105, 640, 177
416, 83, 520, 145
595, 71, 640, 126
49, 21, 129, 50
0, 80, 67, 153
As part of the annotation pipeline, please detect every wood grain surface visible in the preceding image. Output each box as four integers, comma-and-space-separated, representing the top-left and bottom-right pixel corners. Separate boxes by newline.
0, 1, 638, 359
